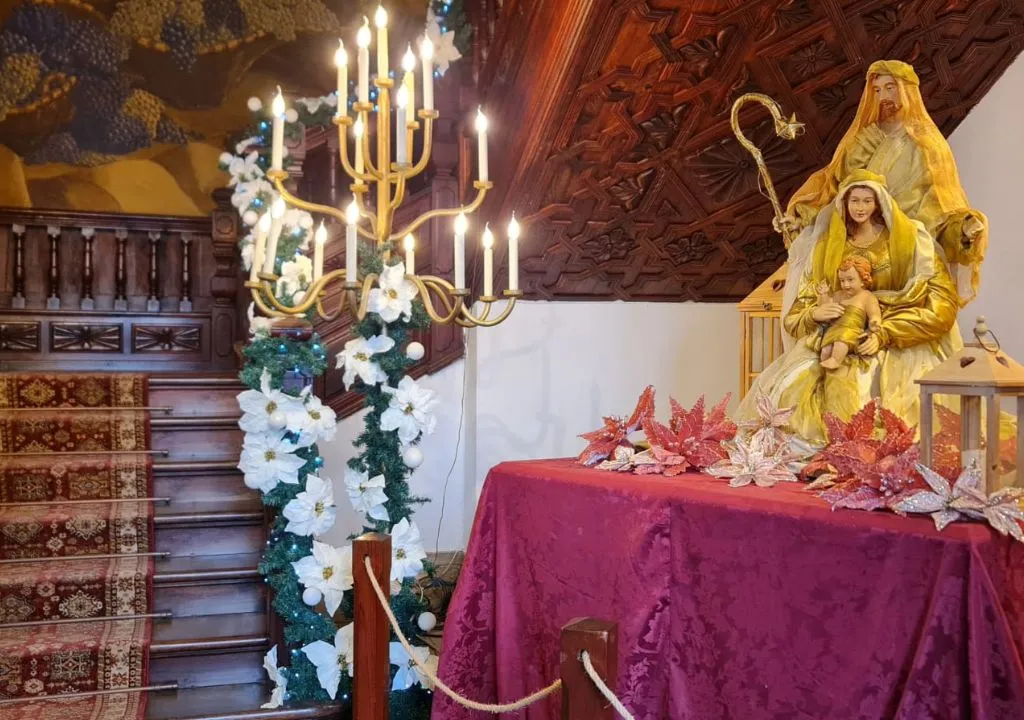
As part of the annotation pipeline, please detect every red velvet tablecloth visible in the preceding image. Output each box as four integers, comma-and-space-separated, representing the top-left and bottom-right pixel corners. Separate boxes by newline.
432, 459, 1024, 720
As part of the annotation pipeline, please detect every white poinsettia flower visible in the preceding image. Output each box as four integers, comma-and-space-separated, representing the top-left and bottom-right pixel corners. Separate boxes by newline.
301, 624, 354, 700
425, 9, 462, 75
335, 334, 395, 389
368, 262, 417, 322
238, 431, 306, 493
241, 237, 255, 270
381, 376, 438, 444
389, 642, 436, 690
283, 474, 337, 536
247, 302, 273, 336
235, 135, 263, 156
277, 255, 313, 299
288, 393, 338, 447
261, 645, 288, 709
390, 517, 427, 582
227, 150, 262, 186
232, 178, 273, 211
296, 94, 338, 114
292, 541, 353, 615
238, 369, 305, 434
344, 467, 390, 521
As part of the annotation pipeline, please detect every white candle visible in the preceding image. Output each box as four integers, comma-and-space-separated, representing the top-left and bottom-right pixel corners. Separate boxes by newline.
475, 108, 488, 182
375, 6, 388, 82
420, 37, 434, 111
271, 88, 286, 171
454, 213, 467, 289
353, 117, 365, 175
395, 86, 408, 164
357, 18, 370, 103
313, 221, 328, 281
249, 212, 272, 282
345, 200, 359, 281
403, 233, 415, 275
507, 213, 520, 292
482, 223, 494, 297
402, 45, 416, 115
263, 197, 287, 274
334, 41, 348, 115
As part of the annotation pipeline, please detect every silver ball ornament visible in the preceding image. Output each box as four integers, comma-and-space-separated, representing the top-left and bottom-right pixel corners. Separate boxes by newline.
242, 209, 259, 226
402, 446, 424, 469
285, 108, 299, 123
406, 341, 426, 361
417, 611, 437, 632
247, 96, 263, 112
302, 587, 323, 606
269, 410, 288, 429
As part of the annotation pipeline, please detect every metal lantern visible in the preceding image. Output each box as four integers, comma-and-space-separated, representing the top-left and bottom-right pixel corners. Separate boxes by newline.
738, 263, 788, 397
917, 316, 1024, 493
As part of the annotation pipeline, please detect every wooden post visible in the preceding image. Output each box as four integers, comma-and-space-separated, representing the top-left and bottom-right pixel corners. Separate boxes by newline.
561, 618, 618, 720
986, 394, 1001, 493
919, 388, 934, 467
353, 532, 391, 720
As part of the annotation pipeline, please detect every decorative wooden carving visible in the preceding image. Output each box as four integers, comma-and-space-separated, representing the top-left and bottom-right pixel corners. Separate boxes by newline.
476, 0, 1024, 301
51, 323, 122, 352
0, 322, 40, 352
133, 325, 202, 353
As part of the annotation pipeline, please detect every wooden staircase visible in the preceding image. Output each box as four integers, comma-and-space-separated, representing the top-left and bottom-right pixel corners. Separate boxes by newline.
143, 375, 339, 719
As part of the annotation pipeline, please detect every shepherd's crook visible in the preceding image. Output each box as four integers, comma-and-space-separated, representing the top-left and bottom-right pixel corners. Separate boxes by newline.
730, 93, 804, 248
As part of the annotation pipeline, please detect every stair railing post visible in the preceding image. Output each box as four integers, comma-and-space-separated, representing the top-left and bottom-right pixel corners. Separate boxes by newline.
560, 618, 618, 720
353, 532, 392, 720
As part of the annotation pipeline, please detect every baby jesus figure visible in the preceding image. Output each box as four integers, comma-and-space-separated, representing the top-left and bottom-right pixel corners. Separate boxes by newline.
812, 255, 881, 370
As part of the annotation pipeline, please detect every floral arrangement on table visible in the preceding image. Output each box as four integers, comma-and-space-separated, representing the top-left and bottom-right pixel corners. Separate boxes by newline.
578, 389, 1024, 541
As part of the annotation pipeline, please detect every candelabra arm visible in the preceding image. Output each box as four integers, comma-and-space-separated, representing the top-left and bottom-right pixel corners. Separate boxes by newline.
405, 111, 436, 179
334, 116, 377, 184
246, 282, 288, 318
357, 107, 381, 179
409, 274, 465, 324
351, 187, 378, 240
390, 180, 492, 241
459, 293, 520, 328
270, 176, 347, 225
389, 173, 407, 213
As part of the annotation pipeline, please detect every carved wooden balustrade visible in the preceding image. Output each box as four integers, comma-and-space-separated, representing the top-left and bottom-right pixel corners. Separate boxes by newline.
0, 189, 243, 372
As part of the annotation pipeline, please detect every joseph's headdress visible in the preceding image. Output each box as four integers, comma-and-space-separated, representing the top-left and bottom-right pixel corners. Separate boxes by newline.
787, 60, 969, 222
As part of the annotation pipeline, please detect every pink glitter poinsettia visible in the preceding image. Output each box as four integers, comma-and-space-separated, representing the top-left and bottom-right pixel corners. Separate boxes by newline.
637, 394, 737, 475
577, 386, 656, 467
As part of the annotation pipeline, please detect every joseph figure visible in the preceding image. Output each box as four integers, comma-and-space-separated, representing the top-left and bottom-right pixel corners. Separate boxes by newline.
779, 59, 987, 306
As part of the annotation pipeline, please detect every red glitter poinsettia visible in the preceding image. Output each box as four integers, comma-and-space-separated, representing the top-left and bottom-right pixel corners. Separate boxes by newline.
638, 394, 736, 475
811, 400, 924, 511
577, 386, 656, 467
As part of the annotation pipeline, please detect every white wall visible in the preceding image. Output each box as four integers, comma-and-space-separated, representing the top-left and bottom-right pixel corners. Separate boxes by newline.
321, 54, 1024, 552
950, 54, 1024, 358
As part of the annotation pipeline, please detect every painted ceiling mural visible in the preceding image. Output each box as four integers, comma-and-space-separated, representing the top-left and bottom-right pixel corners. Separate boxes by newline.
0, 0, 448, 215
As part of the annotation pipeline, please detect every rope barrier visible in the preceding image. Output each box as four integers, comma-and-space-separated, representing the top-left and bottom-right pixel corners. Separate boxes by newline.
580, 650, 635, 720
363, 555, 562, 713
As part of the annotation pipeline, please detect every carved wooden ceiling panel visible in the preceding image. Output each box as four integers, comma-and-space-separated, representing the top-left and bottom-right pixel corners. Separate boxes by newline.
480, 0, 1024, 301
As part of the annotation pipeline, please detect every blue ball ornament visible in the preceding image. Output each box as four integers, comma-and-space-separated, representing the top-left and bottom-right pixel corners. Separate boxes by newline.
314, 456, 324, 467
260, 121, 270, 130
278, 343, 288, 353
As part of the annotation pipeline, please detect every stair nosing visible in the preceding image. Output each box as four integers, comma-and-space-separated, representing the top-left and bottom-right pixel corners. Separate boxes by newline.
155, 510, 262, 527
151, 417, 241, 429
150, 635, 269, 656
154, 460, 241, 474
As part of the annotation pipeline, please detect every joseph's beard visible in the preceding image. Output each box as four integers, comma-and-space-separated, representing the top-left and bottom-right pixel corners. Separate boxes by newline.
878, 101, 901, 121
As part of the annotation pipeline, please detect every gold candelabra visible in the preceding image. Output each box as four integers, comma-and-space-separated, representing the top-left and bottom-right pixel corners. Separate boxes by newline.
245, 10, 521, 329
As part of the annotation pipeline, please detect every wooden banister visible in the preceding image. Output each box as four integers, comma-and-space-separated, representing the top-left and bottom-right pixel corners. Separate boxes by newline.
353, 532, 391, 720
561, 618, 618, 720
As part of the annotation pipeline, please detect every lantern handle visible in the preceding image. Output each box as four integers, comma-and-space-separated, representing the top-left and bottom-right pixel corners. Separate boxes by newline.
973, 315, 1001, 354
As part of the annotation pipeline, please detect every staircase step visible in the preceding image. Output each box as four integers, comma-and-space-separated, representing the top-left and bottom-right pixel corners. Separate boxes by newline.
152, 418, 242, 463
150, 613, 269, 688
155, 498, 264, 557
0, 500, 152, 560
149, 376, 246, 419
154, 552, 265, 617
147, 682, 341, 719
154, 462, 248, 501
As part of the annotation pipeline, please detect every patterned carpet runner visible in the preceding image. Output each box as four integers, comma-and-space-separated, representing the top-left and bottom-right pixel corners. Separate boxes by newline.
0, 374, 153, 720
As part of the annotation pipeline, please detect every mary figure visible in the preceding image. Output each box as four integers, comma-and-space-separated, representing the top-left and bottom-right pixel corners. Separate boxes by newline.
737, 169, 962, 446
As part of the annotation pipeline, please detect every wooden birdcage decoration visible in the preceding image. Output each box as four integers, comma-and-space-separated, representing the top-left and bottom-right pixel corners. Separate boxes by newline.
918, 317, 1024, 493
738, 263, 788, 397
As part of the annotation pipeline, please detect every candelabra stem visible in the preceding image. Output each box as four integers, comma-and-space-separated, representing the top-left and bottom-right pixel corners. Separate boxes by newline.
376, 78, 393, 246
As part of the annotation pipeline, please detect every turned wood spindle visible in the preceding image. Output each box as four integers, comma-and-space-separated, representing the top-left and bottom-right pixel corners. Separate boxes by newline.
81, 228, 95, 310
11, 224, 25, 309
179, 234, 193, 312
46, 226, 61, 310
147, 231, 161, 313
114, 229, 128, 311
